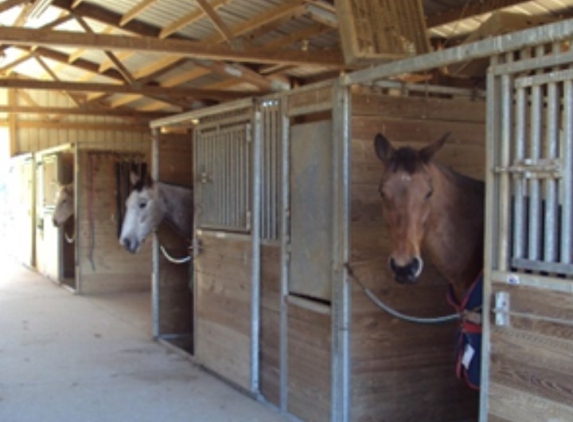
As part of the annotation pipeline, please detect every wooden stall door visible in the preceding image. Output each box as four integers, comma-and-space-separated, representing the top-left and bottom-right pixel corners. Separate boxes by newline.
485, 52, 573, 421
193, 118, 253, 390
287, 120, 333, 422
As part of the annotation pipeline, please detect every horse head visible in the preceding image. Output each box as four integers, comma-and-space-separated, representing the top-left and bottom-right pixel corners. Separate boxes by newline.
119, 172, 165, 254
373, 132, 450, 284
52, 183, 74, 227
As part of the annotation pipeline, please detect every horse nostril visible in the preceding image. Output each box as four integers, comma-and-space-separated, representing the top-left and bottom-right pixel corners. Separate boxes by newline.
122, 238, 131, 250
389, 257, 398, 273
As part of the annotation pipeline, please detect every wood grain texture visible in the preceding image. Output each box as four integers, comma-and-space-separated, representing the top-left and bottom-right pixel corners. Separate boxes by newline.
489, 283, 573, 420
195, 234, 252, 390
287, 303, 331, 422
350, 92, 483, 421
77, 151, 151, 294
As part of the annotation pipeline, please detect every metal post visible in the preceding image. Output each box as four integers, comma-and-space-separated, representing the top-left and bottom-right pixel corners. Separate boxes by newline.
513, 80, 526, 260
151, 127, 160, 339
331, 80, 351, 422
251, 109, 262, 395
74, 142, 81, 294
480, 56, 501, 422
562, 78, 573, 263
279, 96, 290, 413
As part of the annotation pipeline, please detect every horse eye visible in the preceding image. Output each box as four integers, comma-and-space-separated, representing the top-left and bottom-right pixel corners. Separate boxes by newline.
139, 202, 147, 209
425, 189, 433, 200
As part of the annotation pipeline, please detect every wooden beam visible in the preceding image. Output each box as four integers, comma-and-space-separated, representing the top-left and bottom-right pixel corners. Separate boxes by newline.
0, 104, 168, 118
0, 26, 344, 67
68, 25, 113, 64
15, 120, 149, 131
120, 0, 160, 26
0, 78, 254, 99
8, 88, 18, 155
159, 0, 230, 39
427, 0, 528, 28
0, 0, 29, 15
74, 16, 135, 84
195, 0, 235, 44
0, 52, 34, 74
34, 55, 83, 107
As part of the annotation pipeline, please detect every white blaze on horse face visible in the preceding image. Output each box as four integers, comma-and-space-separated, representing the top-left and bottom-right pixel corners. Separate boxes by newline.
53, 185, 74, 227
119, 186, 164, 253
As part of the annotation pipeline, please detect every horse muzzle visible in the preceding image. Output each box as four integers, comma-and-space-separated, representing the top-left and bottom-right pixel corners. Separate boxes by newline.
120, 238, 140, 254
390, 257, 423, 284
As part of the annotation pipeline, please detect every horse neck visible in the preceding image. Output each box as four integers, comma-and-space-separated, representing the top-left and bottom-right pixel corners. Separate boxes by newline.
156, 182, 194, 239
424, 165, 484, 302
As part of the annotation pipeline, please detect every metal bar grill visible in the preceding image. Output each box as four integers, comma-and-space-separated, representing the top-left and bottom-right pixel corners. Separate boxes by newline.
194, 123, 251, 232
259, 100, 281, 241
493, 44, 573, 277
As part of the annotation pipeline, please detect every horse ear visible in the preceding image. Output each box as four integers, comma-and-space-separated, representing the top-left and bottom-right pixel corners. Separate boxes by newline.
130, 171, 140, 186
374, 133, 395, 162
420, 132, 450, 162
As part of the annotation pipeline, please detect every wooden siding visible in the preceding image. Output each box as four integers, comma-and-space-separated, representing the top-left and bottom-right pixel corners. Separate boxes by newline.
156, 134, 194, 352
77, 150, 152, 294
260, 243, 281, 406
287, 303, 331, 422
195, 233, 252, 390
488, 283, 573, 422
349, 93, 485, 422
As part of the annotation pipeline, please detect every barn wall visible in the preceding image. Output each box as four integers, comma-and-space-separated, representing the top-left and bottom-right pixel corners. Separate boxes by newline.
5, 90, 148, 155
194, 233, 252, 390
349, 91, 485, 422
156, 133, 194, 352
77, 149, 152, 294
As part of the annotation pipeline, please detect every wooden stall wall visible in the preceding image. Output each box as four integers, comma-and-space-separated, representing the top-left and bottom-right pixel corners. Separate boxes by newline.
9, 89, 149, 156
349, 91, 485, 422
156, 134, 194, 353
194, 233, 252, 390
260, 243, 281, 406
488, 284, 573, 421
77, 150, 151, 294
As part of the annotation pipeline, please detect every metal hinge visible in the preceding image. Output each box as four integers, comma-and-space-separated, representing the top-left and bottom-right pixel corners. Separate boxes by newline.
495, 158, 562, 179
493, 291, 511, 327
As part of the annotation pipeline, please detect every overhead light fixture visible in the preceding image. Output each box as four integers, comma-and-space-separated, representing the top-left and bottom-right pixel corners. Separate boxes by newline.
28, 0, 54, 21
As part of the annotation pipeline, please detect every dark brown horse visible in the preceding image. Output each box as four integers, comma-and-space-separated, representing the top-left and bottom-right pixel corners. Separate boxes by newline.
373, 132, 484, 303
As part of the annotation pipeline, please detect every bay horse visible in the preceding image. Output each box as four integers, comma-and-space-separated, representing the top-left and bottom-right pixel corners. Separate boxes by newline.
52, 183, 74, 228
119, 172, 193, 254
373, 132, 485, 388
373, 132, 484, 303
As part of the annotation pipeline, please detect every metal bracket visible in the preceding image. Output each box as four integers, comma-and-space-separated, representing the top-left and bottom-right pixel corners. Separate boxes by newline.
493, 291, 511, 327
495, 158, 562, 179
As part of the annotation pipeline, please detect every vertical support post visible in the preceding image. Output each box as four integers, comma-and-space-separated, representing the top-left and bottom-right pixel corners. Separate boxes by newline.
562, 79, 573, 263
279, 96, 290, 413
513, 82, 526, 260
8, 88, 17, 157
151, 127, 160, 339
481, 55, 501, 422
74, 142, 81, 294
251, 108, 262, 395
331, 80, 351, 422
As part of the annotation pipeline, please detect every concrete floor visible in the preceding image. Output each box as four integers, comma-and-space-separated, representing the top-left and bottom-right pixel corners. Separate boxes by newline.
0, 253, 285, 422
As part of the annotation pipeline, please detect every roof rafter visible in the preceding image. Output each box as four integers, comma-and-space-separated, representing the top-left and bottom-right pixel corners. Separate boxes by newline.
0, 0, 29, 15
120, 0, 160, 27
0, 26, 343, 67
195, 0, 235, 44
0, 77, 255, 100
159, 0, 231, 39
427, 0, 529, 28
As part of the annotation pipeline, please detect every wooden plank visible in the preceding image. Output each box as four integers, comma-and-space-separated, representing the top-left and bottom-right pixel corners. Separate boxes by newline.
352, 93, 485, 122
0, 26, 344, 67
489, 383, 573, 422
120, 0, 160, 27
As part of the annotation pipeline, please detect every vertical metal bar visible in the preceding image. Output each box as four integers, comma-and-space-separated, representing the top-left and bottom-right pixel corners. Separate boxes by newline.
513, 84, 526, 259
251, 110, 262, 395
151, 127, 160, 339
279, 96, 290, 413
544, 43, 559, 264
498, 52, 512, 271
73, 142, 81, 293
192, 127, 199, 354
480, 55, 501, 422
272, 104, 279, 240
224, 130, 230, 227
263, 106, 269, 239
528, 46, 543, 261
562, 79, 573, 263
331, 81, 351, 422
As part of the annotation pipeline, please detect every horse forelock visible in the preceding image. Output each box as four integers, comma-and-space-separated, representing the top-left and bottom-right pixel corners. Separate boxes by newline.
133, 180, 146, 192
389, 147, 426, 174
